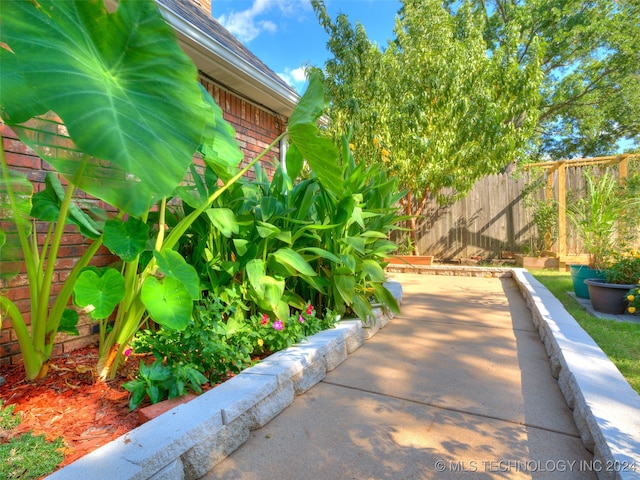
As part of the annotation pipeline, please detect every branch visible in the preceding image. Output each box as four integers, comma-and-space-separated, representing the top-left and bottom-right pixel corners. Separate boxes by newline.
538, 68, 613, 123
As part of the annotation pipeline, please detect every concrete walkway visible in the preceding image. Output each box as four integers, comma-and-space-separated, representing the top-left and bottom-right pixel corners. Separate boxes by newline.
205, 273, 596, 479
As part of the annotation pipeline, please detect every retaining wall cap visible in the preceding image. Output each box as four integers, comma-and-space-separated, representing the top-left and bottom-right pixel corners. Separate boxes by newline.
211, 373, 279, 425
514, 269, 640, 479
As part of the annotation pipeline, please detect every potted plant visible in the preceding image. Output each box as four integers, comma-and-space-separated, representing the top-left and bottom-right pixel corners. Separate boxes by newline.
516, 176, 560, 269
386, 236, 434, 266
584, 249, 640, 314
566, 170, 633, 298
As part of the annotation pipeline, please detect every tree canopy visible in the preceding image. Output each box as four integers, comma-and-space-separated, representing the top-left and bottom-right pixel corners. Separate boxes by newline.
312, 0, 639, 201
312, 0, 541, 202
468, 0, 640, 159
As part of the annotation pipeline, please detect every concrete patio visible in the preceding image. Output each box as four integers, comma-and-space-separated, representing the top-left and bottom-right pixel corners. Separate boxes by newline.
47, 268, 640, 480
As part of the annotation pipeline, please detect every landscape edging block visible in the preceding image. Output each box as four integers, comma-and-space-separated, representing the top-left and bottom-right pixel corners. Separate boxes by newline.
512, 269, 640, 480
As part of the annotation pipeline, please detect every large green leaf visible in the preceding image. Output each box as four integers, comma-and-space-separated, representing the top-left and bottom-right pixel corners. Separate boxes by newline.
103, 217, 149, 262
360, 259, 386, 283
154, 250, 200, 300
74, 268, 125, 319
299, 247, 342, 264
334, 274, 356, 305
373, 283, 400, 314
271, 248, 317, 277
206, 208, 239, 238
198, 89, 244, 183
31, 173, 102, 238
287, 71, 343, 196
245, 259, 266, 296
0, 0, 212, 215
141, 276, 192, 330
59, 308, 80, 336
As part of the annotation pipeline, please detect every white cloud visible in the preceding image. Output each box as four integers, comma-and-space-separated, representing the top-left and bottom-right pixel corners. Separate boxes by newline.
217, 0, 310, 44
277, 66, 308, 92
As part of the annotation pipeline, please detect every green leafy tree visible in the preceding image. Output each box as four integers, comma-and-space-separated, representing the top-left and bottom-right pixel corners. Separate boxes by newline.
466, 0, 640, 159
312, 0, 542, 250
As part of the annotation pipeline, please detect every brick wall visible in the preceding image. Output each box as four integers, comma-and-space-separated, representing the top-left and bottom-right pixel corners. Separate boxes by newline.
0, 78, 287, 366
200, 74, 285, 178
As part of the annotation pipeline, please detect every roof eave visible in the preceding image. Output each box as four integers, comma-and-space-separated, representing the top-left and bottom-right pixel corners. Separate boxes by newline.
158, 4, 299, 117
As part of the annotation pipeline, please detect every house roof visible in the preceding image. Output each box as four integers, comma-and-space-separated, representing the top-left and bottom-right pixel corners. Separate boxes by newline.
156, 0, 300, 117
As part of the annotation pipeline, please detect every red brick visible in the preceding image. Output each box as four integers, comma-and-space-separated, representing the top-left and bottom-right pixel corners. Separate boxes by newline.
138, 393, 198, 424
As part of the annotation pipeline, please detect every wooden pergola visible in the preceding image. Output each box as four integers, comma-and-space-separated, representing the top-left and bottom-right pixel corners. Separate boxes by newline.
523, 153, 640, 259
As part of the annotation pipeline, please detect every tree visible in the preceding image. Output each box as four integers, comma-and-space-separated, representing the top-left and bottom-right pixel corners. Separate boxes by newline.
467, 0, 640, 159
312, 0, 541, 252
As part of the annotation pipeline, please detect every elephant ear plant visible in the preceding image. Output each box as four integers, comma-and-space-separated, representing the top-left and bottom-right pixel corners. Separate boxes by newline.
0, 0, 229, 381
0, 0, 351, 382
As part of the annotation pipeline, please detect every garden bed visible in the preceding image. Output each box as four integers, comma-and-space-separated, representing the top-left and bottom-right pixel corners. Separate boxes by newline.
43, 293, 401, 479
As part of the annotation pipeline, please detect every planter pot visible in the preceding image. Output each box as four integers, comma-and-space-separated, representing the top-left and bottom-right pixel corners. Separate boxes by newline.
386, 255, 433, 266
569, 264, 605, 299
515, 254, 559, 269
584, 278, 636, 314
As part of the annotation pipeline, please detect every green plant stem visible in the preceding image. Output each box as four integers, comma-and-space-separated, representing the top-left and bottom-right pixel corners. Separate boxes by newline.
0, 143, 42, 379
0, 297, 41, 379
44, 236, 104, 359
32, 156, 92, 357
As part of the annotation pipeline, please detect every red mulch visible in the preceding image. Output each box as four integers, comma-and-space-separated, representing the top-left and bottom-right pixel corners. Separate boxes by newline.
0, 345, 216, 474
0, 346, 142, 470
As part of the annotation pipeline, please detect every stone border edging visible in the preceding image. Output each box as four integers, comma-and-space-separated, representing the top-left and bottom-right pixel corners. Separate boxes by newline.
511, 268, 640, 480
46, 282, 404, 480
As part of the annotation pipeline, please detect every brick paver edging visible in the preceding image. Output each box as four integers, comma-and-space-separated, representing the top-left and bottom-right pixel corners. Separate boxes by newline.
46, 282, 404, 480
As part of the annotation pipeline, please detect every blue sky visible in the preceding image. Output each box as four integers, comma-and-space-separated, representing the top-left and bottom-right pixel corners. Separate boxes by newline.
211, 0, 402, 93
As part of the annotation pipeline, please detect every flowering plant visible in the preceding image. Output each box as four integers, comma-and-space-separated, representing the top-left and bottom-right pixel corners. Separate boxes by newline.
626, 287, 640, 315
603, 249, 640, 285
251, 305, 338, 354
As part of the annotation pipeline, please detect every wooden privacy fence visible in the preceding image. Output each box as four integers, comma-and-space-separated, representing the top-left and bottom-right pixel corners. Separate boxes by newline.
411, 156, 640, 260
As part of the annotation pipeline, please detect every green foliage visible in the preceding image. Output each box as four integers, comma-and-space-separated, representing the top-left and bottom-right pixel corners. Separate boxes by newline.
0, 0, 218, 381
131, 295, 256, 385
603, 250, 640, 285
567, 170, 639, 269
522, 174, 558, 255
1, 4, 402, 388
0, 402, 21, 431
464, 0, 640, 158
176, 121, 406, 324
626, 287, 640, 315
122, 360, 208, 411
250, 306, 339, 355
312, 0, 541, 203
127, 298, 339, 410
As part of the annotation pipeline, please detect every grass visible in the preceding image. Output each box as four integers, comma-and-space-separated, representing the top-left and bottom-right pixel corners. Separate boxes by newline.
0, 401, 64, 480
529, 269, 640, 395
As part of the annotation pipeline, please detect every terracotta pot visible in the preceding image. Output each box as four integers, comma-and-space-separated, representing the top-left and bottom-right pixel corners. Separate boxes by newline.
386, 255, 433, 266
584, 278, 636, 314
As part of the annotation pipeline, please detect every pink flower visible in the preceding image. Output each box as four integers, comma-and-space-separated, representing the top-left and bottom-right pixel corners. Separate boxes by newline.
298, 314, 305, 323
261, 314, 269, 325
273, 320, 284, 331
305, 304, 314, 315
124, 347, 133, 358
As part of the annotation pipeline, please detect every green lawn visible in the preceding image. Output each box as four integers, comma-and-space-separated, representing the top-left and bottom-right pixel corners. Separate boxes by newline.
529, 269, 640, 395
